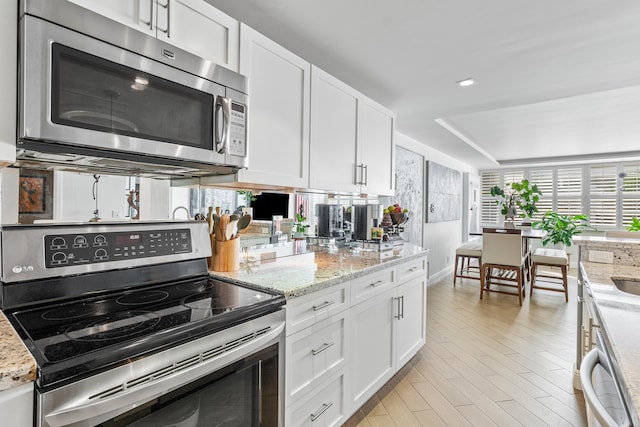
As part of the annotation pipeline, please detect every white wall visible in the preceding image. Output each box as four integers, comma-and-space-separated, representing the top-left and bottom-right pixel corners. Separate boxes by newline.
395, 132, 479, 281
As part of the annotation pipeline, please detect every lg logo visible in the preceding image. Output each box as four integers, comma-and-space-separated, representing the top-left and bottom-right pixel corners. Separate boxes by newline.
12, 265, 34, 274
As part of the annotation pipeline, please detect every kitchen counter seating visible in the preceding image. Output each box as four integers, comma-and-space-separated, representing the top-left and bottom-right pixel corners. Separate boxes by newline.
211, 242, 428, 425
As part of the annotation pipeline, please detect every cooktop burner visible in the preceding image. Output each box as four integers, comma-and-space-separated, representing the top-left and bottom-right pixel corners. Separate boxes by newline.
9, 277, 284, 387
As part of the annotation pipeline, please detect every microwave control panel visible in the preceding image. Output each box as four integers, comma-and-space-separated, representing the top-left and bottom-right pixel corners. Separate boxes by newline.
228, 101, 246, 157
43, 229, 192, 268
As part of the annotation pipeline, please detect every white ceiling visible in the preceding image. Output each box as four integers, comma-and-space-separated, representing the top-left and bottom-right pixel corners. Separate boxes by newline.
205, 0, 640, 170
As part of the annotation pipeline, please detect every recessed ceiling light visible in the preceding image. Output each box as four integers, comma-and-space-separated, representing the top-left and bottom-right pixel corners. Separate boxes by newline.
456, 78, 476, 87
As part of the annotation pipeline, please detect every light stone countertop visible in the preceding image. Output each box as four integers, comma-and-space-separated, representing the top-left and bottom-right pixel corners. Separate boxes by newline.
210, 242, 428, 298
0, 310, 36, 392
576, 236, 640, 426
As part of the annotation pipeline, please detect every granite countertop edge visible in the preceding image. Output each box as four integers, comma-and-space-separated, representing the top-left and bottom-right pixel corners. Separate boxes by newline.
0, 310, 37, 392
210, 245, 429, 299
581, 260, 640, 426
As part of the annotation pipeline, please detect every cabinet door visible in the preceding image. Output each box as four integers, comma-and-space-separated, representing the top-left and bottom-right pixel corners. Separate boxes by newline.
286, 313, 348, 404
160, 0, 239, 71
359, 97, 395, 196
310, 66, 360, 193
0, 383, 34, 427
349, 287, 396, 410
237, 24, 310, 187
396, 276, 427, 367
67, 0, 156, 35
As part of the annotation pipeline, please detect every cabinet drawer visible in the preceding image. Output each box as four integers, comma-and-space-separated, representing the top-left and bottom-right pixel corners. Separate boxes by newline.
350, 267, 395, 306
287, 372, 345, 427
286, 313, 348, 403
397, 256, 427, 283
286, 284, 349, 336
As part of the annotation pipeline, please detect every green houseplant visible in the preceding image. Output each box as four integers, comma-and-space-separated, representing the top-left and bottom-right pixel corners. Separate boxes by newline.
490, 179, 542, 220
626, 217, 640, 232
293, 212, 309, 238
533, 211, 593, 248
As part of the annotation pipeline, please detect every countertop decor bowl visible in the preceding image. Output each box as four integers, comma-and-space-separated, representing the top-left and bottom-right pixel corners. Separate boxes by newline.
390, 212, 406, 225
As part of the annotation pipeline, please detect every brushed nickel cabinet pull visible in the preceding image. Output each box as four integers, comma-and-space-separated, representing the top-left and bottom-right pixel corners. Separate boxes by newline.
310, 402, 333, 421
312, 300, 335, 311
370, 280, 384, 287
311, 342, 334, 356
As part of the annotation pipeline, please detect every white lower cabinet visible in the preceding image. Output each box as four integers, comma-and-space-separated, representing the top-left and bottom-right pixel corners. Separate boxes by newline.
0, 382, 34, 427
349, 286, 397, 410
286, 312, 348, 403
287, 371, 345, 427
284, 256, 427, 425
396, 275, 427, 367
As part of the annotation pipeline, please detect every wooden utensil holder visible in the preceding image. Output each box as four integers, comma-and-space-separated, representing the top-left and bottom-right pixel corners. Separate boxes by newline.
209, 236, 240, 272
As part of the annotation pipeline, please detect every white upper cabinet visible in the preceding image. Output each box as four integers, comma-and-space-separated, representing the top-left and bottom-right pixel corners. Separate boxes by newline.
309, 66, 360, 193
67, 0, 239, 71
237, 23, 310, 188
359, 97, 395, 196
310, 66, 395, 195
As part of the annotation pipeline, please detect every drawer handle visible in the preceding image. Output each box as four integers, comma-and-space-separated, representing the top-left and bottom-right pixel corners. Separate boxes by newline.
312, 300, 335, 311
370, 280, 384, 287
310, 402, 333, 421
408, 267, 419, 273
312, 342, 335, 356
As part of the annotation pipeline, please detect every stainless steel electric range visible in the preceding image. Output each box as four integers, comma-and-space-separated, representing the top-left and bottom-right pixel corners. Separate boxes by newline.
0, 221, 285, 427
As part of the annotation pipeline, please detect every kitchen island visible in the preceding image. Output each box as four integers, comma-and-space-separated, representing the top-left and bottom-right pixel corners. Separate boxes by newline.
575, 235, 640, 426
211, 241, 428, 425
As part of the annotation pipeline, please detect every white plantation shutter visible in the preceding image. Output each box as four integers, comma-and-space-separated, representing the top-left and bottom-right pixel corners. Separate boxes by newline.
556, 167, 583, 216
503, 170, 524, 188
589, 165, 617, 228
481, 171, 500, 224
528, 168, 553, 221
622, 163, 640, 227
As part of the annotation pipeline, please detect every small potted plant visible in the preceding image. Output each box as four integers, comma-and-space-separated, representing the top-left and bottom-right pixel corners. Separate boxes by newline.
533, 211, 594, 248
490, 179, 542, 222
293, 212, 309, 239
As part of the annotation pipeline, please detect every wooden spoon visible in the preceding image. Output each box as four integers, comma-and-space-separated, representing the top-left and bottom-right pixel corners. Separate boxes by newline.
218, 214, 230, 241
236, 214, 251, 232
207, 207, 214, 234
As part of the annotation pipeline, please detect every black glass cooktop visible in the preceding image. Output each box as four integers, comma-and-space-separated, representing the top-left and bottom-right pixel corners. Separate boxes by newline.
9, 278, 284, 388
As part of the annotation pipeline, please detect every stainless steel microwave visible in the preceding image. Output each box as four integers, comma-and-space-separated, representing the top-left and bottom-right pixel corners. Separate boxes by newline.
17, 0, 248, 178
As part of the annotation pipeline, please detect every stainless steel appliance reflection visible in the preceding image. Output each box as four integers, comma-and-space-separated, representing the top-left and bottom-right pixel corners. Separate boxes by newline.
317, 204, 344, 238
0, 221, 284, 427
351, 204, 383, 241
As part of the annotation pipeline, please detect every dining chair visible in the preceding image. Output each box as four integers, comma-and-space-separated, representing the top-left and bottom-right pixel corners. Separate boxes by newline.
481, 227, 527, 305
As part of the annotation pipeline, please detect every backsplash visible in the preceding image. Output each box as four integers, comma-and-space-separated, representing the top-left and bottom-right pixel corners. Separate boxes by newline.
577, 239, 640, 267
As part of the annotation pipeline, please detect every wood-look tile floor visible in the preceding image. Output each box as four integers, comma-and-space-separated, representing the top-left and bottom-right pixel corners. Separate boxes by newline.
343, 270, 587, 427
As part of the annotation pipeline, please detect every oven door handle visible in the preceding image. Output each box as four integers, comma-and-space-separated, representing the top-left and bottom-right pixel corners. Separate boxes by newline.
580, 347, 632, 427
44, 322, 285, 427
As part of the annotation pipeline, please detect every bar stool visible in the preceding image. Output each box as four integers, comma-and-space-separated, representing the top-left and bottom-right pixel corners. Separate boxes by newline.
453, 241, 482, 285
530, 247, 569, 302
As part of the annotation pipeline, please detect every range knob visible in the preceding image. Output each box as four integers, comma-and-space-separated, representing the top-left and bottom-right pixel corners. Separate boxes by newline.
73, 235, 88, 248
94, 248, 108, 261
50, 237, 67, 249
94, 235, 107, 247
51, 252, 68, 265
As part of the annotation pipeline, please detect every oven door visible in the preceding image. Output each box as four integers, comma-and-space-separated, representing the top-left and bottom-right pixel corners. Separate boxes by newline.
20, 14, 235, 167
38, 310, 284, 427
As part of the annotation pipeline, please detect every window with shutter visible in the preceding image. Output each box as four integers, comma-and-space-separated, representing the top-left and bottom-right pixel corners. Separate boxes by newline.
622, 163, 640, 227
481, 171, 500, 224
529, 168, 553, 221
556, 167, 583, 216
589, 165, 617, 228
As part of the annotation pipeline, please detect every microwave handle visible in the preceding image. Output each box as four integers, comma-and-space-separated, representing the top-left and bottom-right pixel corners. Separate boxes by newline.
215, 96, 230, 154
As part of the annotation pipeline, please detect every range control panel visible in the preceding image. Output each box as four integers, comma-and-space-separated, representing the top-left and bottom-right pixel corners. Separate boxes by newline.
44, 229, 192, 268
